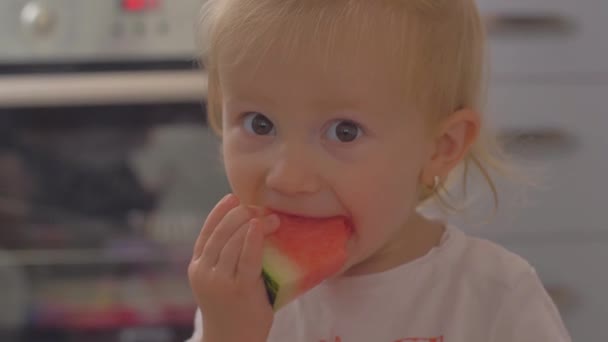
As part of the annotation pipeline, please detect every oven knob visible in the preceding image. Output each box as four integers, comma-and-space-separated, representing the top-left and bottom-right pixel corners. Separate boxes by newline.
21, 2, 56, 36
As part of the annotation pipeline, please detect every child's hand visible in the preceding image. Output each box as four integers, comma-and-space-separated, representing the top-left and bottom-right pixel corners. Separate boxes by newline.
188, 194, 280, 342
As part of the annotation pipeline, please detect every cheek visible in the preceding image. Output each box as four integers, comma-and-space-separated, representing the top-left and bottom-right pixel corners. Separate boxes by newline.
352, 173, 419, 228
222, 138, 264, 204
338, 155, 422, 253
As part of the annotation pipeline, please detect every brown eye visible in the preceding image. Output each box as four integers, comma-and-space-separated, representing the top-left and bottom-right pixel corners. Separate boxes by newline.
244, 112, 275, 135
327, 120, 361, 143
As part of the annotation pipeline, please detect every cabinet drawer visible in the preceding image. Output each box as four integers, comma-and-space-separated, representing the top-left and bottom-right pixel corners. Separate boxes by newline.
485, 83, 607, 133
445, 84, 608, 237
501, 242, 608, 341
478, 0, 608, 77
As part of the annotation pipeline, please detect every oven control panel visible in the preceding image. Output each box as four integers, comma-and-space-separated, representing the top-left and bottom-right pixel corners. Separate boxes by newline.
0, 0, 205, 63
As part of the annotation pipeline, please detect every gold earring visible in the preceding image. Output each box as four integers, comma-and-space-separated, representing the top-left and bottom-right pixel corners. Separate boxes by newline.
426, 176, 441, 194
433, 176, 441, 190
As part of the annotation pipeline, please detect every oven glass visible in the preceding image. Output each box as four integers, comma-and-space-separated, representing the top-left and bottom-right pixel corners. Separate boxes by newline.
0, 102, 228, 341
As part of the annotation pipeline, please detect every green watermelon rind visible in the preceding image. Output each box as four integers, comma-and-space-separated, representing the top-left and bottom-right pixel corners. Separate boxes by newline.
262, 268, 278, 306
261, 244, 301, 310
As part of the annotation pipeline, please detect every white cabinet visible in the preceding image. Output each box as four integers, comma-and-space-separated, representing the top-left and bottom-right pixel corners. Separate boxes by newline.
501, 242, 608, 341
486, 84, 608, 129
449, 84, 608, 238
452, 3, 608, 341
477, 0, 608, 76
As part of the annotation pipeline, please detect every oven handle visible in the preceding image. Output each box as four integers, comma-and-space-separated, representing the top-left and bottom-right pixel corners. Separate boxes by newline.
0, 70, 208, 107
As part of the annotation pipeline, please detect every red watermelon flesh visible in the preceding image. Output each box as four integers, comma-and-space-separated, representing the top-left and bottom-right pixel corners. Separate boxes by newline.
262, 214, 352, 310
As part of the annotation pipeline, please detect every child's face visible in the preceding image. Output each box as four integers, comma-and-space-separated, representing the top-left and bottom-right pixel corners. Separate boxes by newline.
218, 42, 437, 275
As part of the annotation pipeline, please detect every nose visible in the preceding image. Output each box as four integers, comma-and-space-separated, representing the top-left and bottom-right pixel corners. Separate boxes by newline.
265, 147, 320, 196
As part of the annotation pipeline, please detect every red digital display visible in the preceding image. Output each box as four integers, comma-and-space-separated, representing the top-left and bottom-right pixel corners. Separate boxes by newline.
122, 0, 159, 12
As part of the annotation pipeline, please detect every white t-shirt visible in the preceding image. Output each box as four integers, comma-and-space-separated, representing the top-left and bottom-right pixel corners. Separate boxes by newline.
187, 226, 571, 342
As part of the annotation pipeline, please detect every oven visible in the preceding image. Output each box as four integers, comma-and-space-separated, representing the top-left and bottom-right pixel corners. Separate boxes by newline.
0, 1, 227, 341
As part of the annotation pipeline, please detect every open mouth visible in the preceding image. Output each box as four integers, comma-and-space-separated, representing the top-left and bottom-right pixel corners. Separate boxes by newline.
269, 209, 355, 233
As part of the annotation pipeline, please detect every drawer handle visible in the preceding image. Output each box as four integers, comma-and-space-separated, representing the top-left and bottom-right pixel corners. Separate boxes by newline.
485, 13, 576, 37
499, 127, 578, 159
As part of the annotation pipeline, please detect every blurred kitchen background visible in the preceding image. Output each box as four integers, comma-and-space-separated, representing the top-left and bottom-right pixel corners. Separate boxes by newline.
0, 0, 606, 341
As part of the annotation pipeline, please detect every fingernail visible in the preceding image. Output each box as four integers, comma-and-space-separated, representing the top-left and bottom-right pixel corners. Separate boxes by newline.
248, 206, 266, 217
249, 218, 260, 230
225, 194, 239, 206
265, 214, 280, 227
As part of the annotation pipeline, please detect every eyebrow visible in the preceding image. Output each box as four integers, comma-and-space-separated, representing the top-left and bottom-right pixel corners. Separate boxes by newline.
221, 82, 279, 107
223, 95, 275, 111
312, 95, 366, 113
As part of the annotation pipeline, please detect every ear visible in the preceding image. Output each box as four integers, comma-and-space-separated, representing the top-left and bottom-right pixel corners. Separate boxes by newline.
421, 109, 480, 186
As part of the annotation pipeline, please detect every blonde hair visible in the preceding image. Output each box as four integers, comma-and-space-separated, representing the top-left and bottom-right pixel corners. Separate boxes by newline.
198, 0, 511, 209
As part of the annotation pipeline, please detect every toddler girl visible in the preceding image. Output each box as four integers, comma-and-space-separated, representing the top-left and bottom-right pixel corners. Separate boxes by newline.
187, 0, 571, 341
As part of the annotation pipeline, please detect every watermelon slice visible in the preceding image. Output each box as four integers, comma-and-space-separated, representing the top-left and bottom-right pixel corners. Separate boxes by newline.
261, 214, 352, 311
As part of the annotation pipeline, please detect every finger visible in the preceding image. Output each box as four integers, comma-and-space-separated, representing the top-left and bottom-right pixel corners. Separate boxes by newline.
215, 222, 250, 276
237, 215, 280, 283
192, 194, 239, 261
249, 205, 272, 217
200, 205, 254, 267
260, 216, 280, 235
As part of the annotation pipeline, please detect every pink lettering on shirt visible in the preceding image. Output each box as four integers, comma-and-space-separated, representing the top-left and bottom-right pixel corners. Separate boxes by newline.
394, 337, 444, 342
320, 336, 443, 342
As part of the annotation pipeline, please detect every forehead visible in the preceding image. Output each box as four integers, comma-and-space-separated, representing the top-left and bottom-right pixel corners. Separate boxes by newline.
222, 48, 383, 96
217, 17, 409, 110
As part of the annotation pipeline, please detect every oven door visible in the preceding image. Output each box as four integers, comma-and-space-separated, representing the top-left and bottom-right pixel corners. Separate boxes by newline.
0, 70, 227, 342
